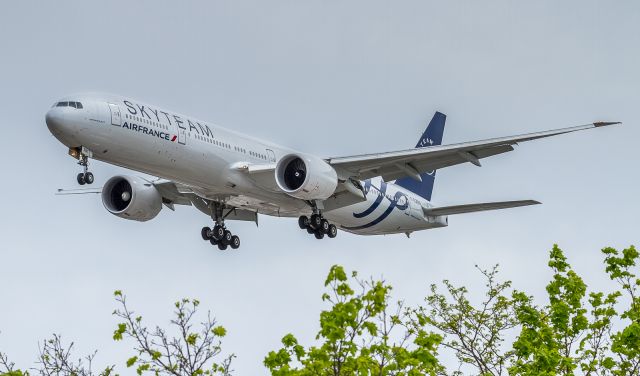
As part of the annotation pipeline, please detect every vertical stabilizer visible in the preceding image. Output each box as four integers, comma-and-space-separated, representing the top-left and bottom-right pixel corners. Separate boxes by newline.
394, 112, 446, 201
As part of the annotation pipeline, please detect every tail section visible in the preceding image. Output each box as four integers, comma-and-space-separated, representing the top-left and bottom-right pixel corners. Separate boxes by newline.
395, 111, 446, 201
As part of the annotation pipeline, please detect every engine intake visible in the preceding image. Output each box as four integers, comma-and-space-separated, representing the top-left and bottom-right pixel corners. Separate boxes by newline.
275, 154, 338, 200
102, 175, 162, 222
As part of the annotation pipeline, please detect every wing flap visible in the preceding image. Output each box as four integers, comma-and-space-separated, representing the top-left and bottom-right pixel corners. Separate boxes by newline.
423, 199, 541, 216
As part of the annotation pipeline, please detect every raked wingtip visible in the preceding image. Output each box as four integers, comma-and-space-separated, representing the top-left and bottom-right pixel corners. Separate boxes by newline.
594, 121, 622, 127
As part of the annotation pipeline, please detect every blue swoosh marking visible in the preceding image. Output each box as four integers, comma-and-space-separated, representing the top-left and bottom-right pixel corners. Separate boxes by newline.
352, 180, 386, 218
344, 189, 409, 230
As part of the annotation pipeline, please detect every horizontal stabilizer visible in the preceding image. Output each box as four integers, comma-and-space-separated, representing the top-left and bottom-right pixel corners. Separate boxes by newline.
55, 187, 102, 195
423, 200, 541, 216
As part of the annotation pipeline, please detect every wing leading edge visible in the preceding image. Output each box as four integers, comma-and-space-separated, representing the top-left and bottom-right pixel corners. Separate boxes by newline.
327, 121, 620, 182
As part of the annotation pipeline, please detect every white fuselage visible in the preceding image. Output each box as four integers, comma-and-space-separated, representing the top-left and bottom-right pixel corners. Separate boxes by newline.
46, 93, 448, 235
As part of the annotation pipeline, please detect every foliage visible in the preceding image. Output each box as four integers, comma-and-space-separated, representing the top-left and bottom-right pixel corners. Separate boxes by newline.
601, 246, 640, 375
265, 245, 639, 375
2, 245, 639, 376
0, 334, 114, 376
421, 244, 640, 376
415, 265, 519, 376
0, 294, 233, 376
112, 291, 233, 376
264, 265, 443, 376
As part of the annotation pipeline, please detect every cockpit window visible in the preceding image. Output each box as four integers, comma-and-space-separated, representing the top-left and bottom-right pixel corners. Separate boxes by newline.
55, 101, 83, 109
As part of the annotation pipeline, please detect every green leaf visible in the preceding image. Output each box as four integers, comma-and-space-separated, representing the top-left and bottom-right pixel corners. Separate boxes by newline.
113, 323, 127, 341
211, 326, 227, 337
126, 356, 138, 367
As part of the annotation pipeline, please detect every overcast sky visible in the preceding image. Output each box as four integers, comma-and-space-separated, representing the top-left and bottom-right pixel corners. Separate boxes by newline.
0, 1, 638, 374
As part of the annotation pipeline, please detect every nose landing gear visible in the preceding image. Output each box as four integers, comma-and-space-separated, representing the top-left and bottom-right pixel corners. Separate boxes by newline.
71, 147, 95, 185
299, 214, 337, 240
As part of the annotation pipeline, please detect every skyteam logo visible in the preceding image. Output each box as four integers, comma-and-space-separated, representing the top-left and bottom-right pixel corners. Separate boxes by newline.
418, 137, 435, 147
343, 180, 409, 230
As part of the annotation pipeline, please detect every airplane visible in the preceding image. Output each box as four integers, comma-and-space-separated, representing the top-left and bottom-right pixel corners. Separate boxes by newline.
46, 93, 618, 250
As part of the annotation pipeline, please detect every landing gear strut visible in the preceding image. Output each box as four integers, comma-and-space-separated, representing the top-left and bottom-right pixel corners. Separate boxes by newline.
200, 202, 241, 250
72, 147, 94, 185
299, 213, 338, 240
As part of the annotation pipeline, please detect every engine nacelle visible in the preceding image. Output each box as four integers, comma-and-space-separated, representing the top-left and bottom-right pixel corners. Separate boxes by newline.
275, 153, 338, 200
101, 175, 162, 222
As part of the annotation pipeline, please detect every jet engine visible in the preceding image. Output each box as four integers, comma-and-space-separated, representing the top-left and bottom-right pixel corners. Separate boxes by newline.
101, 175, 162, 222
275, 154, 338, 200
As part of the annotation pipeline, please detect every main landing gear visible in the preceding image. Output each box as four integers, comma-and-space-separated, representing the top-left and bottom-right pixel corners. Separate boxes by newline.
298, 214, 338, 240
201, 202, 241, 251
72, 147, 94, 185
201, 224, 241, 251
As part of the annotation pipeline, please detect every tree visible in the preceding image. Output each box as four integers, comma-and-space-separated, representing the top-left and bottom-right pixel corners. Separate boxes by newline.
112, 291, 234, 376
1, 293, 233, 376
3, 244, 639, 376
413, 265, 519, 376
417, 245, 640, 376
601, 245, 640, 375
263, 265, 443, 376
0, 334, 114, 376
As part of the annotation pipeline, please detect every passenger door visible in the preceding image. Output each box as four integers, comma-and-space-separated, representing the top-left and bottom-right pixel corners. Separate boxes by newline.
266, 149, 276, 162
108, 104, 121, 126
175, 121, 186, 145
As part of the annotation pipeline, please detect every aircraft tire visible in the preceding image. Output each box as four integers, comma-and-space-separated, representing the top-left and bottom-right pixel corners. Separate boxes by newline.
209, 237, 218, 245
327, 224, 337, 238
314, 230, 325, 240
84, 172, 94, 185
320, 219, 330, 234
201, 227, 211, 240
230, 235, 240, 249
77, 173, 86, 185
222, 230, 233, 245
310, 214, 322, 229
212, 225, 225, 240
217, 243, 228, 251
306, 226, 315, 234
298, 216, 309, 229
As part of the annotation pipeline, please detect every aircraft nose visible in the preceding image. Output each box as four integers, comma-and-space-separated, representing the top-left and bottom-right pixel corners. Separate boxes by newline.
45, 108, 65, 132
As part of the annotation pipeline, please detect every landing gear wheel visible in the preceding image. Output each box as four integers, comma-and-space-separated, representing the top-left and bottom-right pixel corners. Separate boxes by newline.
320, 219, 330, 234
310, 214, 322, 229
298, 216, 309, 229
84, 172, 94, 185
209, 237, 218, 245
327, 224, 338, 238
201, 227, 211, 240
77, 173, 86, 185
212, 225, 225, 240
306, 226, 315, 234
222, 230, 233, 245
314, 230, 325, 239
218, 243, 228, 251
230, 235, 240, 249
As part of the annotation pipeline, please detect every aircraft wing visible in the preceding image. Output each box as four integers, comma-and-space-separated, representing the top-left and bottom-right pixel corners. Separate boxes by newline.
153, 180, 195, 207
153, 180, 258, 222
423, 199, 540, 216
327, 122, 618, 182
